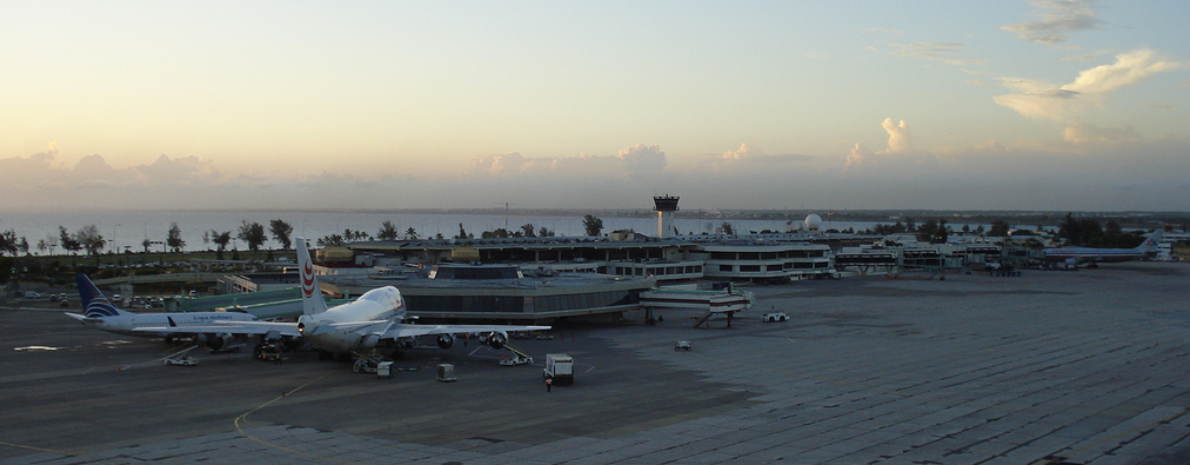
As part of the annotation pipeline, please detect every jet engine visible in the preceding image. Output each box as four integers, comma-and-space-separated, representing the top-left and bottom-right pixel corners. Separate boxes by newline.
486, 331, 507, 350
437, 333, 454, 349
197, 333, 232, 351
359, 334, 381, 349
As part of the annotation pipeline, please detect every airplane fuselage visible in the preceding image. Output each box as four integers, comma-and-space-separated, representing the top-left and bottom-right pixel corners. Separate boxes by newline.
1042, 232, 1162, 263
71, 312, 257, 337
1042, 248, 1150, 262
297, 286, 405, 353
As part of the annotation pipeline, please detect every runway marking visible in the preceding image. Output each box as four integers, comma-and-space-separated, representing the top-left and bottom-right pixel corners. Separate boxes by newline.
233, 372, 341, 463
0, 441, 96, 462
13, 346, 63, 351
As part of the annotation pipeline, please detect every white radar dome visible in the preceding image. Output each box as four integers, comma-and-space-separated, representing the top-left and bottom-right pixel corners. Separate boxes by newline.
804, 213, 823, 231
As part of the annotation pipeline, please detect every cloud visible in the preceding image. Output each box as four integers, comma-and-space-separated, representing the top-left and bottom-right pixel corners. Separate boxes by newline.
879, 118, 913, 153
1063, 122, 1140, 145
468, 152, 529, 175
843, 118, 922, 171
465, 144, 666, 178
994, 49, 1183, 121
992, 93, 1073, 120
888, 42, 981, 66
135, 155, 221, 185
5, 135, 1190, 212
1062, 53, 1097, 61
997, 77, 1056, 93
1064, 49, 1181, 94
617, 143, 667, 175
845, 143, 874, 170
0, 149, 225, 191
718, 143, 814, 164
1001, 0, 1100, 46
869, 27, 904, 37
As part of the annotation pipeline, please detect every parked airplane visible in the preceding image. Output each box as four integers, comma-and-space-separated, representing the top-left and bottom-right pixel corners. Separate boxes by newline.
135, 238, 550, 360
65, 274, 264, 351
1043, 230, 1164, 264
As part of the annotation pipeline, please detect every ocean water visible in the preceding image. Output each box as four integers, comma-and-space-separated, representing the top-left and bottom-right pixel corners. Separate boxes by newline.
2, 210, 872, 253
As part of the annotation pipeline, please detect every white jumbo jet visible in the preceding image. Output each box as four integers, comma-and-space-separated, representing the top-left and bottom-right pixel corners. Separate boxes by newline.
65, 273, 264, 351
136, 238, 550, 359
1043, 229, 1164, 264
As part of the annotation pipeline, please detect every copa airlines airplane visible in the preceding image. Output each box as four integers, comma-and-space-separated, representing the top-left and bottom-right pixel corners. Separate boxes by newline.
1043, 230, 1164, 263
65, 274, 262, 351
136, 238, 550, 358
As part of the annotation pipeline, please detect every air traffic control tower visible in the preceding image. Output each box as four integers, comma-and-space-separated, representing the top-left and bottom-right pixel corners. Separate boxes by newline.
654, 194, 680, 239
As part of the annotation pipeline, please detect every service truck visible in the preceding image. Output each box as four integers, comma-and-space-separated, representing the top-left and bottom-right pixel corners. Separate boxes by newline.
543, 353, 574, 386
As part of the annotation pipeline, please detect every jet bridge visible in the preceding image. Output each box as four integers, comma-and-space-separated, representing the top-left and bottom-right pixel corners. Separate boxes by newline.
639, 286, 752, 328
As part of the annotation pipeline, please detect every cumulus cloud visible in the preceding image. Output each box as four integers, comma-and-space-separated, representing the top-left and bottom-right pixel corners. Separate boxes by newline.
717, 143, 814, 164
617, 143, 666, 175
843, 118, 919, 171
136, 155, 221, 185
845, 143, 874, 170
994, 49, 1183, 121
0, 146, 61, 187
879, 118, 913, 153
1001, 0, 1100, 46
0, 149, 225, 191
468, 152, 530, 175
465, 144, 666, 178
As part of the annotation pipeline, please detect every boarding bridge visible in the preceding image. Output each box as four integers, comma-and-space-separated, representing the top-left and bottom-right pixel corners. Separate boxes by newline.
639, 286, 752, 328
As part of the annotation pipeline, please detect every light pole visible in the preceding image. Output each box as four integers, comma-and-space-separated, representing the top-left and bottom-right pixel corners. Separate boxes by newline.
111, 223, 120, 254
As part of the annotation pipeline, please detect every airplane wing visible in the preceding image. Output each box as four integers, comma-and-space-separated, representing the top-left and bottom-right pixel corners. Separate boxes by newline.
63, 312, 91, 322
379, 324, 551, 340
132, 320, 301, 338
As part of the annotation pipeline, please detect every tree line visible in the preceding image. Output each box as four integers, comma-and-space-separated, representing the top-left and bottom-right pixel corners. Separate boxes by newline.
7, 211, 1167, 258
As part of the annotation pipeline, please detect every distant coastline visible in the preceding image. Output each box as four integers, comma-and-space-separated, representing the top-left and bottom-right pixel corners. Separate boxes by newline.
5, 207, 1184, 228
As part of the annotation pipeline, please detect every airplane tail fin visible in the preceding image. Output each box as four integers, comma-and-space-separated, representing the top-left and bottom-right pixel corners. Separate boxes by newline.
75, 273, 129, 318
296, 238, 329, 315
1138, 229, 1164, 251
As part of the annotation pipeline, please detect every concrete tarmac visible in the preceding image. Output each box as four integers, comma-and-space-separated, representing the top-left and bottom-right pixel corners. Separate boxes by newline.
2, 261, 1190, 464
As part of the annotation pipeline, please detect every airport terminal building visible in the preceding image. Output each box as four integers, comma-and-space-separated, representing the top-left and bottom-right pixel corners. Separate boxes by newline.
317, 264, 654, 324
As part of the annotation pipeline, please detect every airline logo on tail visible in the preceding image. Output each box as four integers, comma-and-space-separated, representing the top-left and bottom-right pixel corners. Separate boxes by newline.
75, 273, 122, 318
301, 261, 316, 299
295, 238, 329, 315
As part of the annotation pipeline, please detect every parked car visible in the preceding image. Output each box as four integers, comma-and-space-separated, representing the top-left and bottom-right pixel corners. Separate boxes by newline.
163, 356, 198, 366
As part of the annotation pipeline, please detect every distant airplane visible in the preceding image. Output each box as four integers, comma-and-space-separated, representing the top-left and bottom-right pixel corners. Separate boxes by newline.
1043, 230, 1164, 264
135, 238, 550, 361
65, 274, 265, 351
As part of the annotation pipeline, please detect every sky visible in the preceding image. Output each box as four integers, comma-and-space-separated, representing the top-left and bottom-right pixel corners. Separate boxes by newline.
2, 0, 1188, 212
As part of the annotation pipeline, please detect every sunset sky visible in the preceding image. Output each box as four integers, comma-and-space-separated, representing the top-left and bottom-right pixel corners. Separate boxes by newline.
2, 1, 1187, 212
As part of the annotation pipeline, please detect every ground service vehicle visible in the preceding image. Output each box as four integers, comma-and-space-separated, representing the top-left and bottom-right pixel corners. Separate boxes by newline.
163, 356, 198, 366
763, 312, 789, 322
544, 353, 574, 386
376, 361, 393, 379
